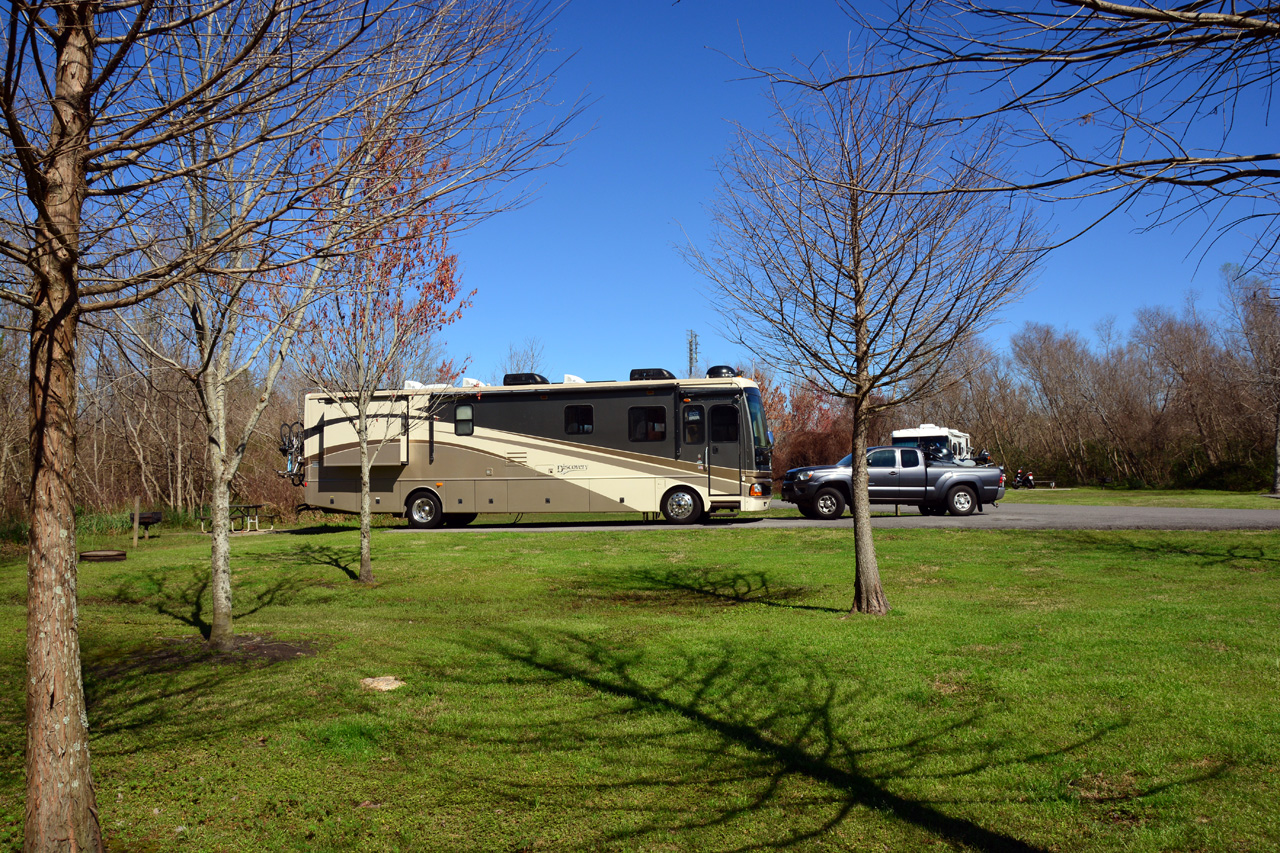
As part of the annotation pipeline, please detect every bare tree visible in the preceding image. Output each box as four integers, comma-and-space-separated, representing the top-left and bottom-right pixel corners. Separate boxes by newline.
1223, 265, 1280, 493
498, 336, 547, 379
300, 141, 470, 583
0, 0, 571, 847
1134, 300, 1235, 477
111, 1, 570, 653
687, 63, 1041, 615
848, 1, 1280, 254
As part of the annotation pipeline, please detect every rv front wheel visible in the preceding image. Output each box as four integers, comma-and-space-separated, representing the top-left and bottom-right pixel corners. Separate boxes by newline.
406, 491, 444, 529
661, 486, 704, 525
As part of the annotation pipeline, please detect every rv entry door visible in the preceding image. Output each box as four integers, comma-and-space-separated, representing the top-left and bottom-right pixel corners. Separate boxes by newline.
681, 398, 742, 497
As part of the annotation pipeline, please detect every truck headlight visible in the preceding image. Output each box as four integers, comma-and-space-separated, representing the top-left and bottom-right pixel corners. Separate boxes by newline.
796, 471, 813, 482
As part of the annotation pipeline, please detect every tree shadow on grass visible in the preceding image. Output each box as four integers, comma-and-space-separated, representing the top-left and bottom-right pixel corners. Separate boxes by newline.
83, 569, 320, 756
281, 523, 366, 536
81, 633, 319, 759
627, 566, 845, 614
288, 543, 360, 581
105, 565, 311, 640
1058, 530, 1280, 570
446, 630, 1224, 852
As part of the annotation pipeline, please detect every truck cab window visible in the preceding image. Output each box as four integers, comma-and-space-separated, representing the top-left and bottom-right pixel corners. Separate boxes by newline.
900, 449, 920, 468
868, 448, 896, 468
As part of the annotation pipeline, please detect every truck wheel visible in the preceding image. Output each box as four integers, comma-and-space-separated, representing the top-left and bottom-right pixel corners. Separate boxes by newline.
442, 512, 477, 527
661, 486, 704, 525
812, 487, 846, 521
406, 490, 444, 529
946, 486, 977, 517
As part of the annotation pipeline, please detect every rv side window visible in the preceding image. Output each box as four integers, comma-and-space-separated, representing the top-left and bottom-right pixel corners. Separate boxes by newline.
682, 406, 705, 444
710, 405, 739, 442
455, 403, 474, 436
564, 405, 593, 435
628, 406, 667, 442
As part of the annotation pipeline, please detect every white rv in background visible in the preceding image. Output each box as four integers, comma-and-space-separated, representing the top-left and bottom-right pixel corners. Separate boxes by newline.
890, 424, 973, 461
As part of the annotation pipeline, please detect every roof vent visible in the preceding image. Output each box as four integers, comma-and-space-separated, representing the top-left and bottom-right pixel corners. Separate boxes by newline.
629, 368, 676, 381
503, 372, 549, 386
705, 365, 741, 379
459, 377, 484, 387
563, 374, 586, 384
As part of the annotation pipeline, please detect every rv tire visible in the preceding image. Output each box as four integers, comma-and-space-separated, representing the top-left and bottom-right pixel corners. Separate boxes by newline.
406, 490, 444, 529
660, 486, 704, 525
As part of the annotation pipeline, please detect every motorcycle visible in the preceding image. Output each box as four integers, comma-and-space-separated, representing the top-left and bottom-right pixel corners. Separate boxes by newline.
1011, 468, 1035, 489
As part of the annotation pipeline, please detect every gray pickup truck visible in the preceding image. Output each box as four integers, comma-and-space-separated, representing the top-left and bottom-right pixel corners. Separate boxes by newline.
780, 446, 1006, 519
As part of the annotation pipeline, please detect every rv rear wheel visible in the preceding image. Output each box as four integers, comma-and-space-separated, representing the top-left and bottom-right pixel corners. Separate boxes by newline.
406, 490, 444, 529
660, 486, 704, 525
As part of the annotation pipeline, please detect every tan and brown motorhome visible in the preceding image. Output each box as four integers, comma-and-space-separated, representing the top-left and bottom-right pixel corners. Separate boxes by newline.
290, 366, 774, 527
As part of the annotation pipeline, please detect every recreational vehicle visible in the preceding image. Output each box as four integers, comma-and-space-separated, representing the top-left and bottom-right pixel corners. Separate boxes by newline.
890, 424, 973, 461
290, 366, 773, 527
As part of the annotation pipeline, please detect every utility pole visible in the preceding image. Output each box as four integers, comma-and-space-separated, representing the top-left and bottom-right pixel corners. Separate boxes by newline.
687, 330, 699, 378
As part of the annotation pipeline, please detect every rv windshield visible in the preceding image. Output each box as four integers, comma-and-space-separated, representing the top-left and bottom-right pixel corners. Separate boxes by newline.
744, 388, 772, 448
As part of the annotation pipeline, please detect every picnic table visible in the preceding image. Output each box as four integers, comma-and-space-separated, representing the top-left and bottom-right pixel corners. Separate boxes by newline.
130, 511, 162, 539
199, 504, 274, 533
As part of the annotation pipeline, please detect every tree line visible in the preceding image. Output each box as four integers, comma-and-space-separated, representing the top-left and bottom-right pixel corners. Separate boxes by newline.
761, 268, 1280, 493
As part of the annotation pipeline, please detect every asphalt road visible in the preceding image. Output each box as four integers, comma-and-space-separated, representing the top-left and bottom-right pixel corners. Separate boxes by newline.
394, 501, 1280, 533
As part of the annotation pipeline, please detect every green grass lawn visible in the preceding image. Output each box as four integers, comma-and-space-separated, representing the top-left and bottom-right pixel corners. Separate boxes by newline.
1, 524, 1277, 852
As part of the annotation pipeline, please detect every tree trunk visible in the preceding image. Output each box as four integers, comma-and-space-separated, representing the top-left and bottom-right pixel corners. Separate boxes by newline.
24, 5, 105, 848
357, 406, 375, 583
1271, 399, 1280, 496
848, 407, 890, 615
27, 294, 104, 853
205, 380, 235, 651
208, 454, 235, 650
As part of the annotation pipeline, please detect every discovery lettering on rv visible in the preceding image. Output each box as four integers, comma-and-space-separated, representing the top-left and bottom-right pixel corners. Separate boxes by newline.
557, 464, 587, 474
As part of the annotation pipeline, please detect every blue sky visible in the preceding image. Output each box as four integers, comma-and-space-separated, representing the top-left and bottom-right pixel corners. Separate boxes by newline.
443, 0, 1261, 385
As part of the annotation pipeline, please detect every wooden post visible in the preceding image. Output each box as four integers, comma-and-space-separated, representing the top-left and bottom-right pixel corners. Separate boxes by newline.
132, 496, 141, 547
